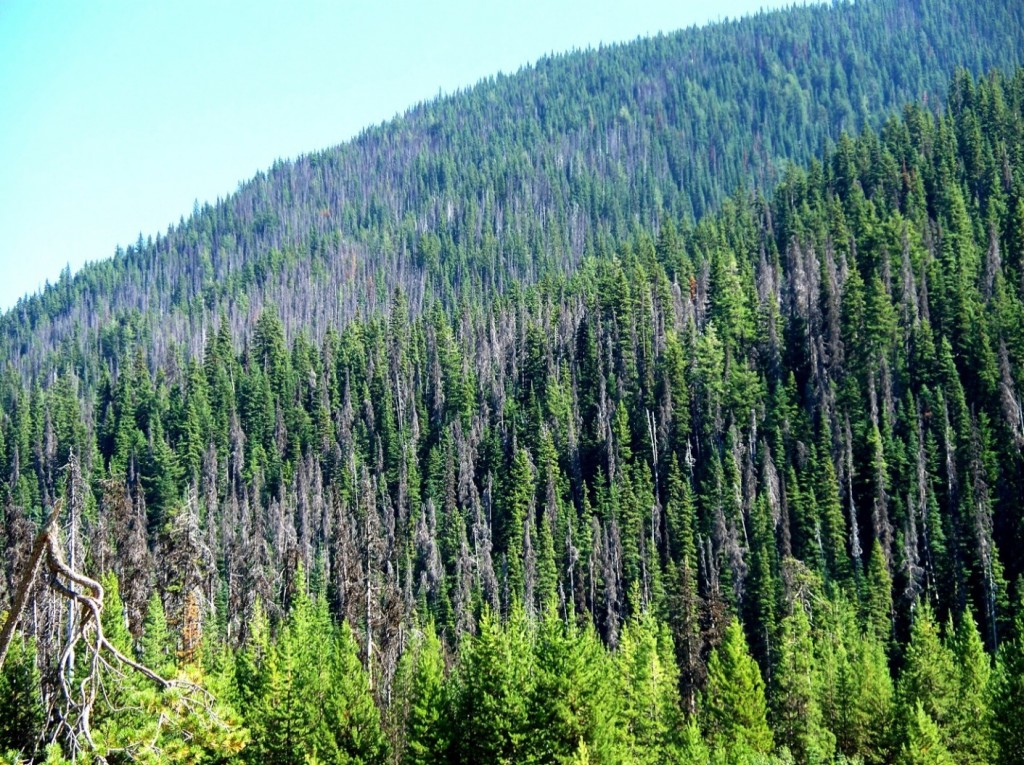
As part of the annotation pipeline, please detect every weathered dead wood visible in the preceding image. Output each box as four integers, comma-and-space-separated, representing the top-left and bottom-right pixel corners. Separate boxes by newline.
0, 498, 220, 762
0, 502, 60, 672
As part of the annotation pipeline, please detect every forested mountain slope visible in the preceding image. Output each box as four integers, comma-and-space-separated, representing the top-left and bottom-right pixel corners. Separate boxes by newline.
4, 0, 1023, 380
4, 62, 1024, 762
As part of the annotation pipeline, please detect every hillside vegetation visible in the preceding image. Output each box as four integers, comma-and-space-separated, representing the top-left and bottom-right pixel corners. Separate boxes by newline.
4, 0, 1022, 375
3, 1, 1024, 764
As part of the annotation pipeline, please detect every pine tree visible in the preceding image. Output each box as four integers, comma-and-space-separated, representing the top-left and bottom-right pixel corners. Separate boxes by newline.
535, 504, 559, 612
247, 593, 322, 763
989, 607, 1024, 765
140, 591, 175, 677
100, 572, 134, 656
527, 607, 624, 764
815, 420, 851, 585
948, 609, 994, 765
772, 604, 835, 764
616, 608, 685, 764
246, 575, 387, 764
849, 626, 896, 764
504, 448, 535, 608
677, 718, 711, 765
896, 602, 955, 748
325, 620, 389, 764
447, 607, 532, 765
88, 578, 247, 761
819, 597, 895, 764
744, 494, 778, 672
401, 622, 446, 765
665, 458, 704, 711
898, 703, 955, 765
0, 632, 44, 756
863, 540, 893, 643
702, 618, 773, 757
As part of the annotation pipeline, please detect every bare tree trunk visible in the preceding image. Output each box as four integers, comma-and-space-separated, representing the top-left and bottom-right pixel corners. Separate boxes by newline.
0, 505, 59, 672
1, 496, 221, 761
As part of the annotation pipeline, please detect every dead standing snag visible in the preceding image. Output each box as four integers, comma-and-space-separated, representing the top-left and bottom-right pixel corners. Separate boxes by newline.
0, 500, 224, 761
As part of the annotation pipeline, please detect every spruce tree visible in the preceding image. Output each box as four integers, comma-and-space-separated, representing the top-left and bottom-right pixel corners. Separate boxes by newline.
772, 605, 835, 764
0, 632, 44, 756
401, 623, 446, 765
702, 618, 773, 758
898, 703, 955, 765
989, 607, 1024, 765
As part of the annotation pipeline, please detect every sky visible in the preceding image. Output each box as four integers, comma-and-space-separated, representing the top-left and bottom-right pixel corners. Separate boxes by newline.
0, 0, 793, 312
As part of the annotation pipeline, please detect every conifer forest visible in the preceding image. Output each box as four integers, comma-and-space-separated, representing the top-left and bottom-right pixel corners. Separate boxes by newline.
4, 0, 1024, 762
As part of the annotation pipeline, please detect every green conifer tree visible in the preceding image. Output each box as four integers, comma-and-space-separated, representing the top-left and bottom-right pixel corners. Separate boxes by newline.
447, 607, 532, 765
0, 633, 44, 756
702, 618, 774, 757
948, 609, 994, 765
863, 540, 893, 643
898, 703, 955, 765
896, 602, 955, 749
772, 605, 835, 764
401, 623, 446, 765
140, 591, 175, 677
989, 606, 1024, 765
527, 607, 624, 764
616, 608, 685, 764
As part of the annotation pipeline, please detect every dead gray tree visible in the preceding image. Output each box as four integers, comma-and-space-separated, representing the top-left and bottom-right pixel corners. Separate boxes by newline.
0, 498, 222, 761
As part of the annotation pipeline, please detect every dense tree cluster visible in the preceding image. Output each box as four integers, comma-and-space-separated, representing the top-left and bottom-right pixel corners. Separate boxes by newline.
4, 65, 1024, 763
3, 0, 1022, 379
3, 0, 1024, 761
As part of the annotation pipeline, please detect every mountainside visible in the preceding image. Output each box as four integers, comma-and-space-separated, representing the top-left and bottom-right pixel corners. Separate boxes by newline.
4, 1, 1024, 763
4, 0, 1023, 378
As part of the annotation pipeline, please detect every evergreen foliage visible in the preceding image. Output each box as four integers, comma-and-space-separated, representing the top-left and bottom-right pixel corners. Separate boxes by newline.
1, 2, 1024, 760
703, 619, 774, 758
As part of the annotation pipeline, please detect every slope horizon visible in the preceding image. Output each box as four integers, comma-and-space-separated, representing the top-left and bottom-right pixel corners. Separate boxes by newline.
2, 61, 1024, 763
3, 0, 1024, 760
0, 0, 799, 313
3, 0, 1020, 385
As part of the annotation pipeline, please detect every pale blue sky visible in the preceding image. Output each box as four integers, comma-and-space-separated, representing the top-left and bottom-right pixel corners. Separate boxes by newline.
0, 0, 791, 311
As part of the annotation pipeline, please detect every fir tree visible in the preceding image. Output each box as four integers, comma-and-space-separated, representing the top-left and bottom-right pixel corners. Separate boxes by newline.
401, 623, 446, 765
0, 633, 44, 756
702, 618, 774, 757
772, 604, 835, 764
989, 606, 1024, 765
